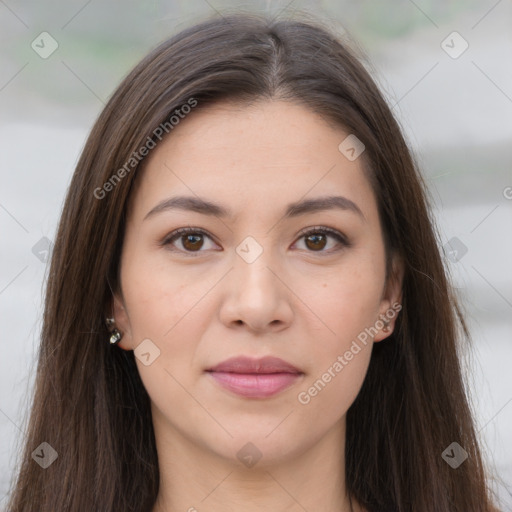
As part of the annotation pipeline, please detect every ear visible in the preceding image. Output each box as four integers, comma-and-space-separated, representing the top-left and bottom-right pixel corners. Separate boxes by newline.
373, 253, 404, 342
108, 291, 134, 351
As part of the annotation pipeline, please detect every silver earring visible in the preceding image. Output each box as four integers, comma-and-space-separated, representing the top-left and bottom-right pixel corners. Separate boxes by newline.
105, 317, 122, 345
109, 328, 122, 345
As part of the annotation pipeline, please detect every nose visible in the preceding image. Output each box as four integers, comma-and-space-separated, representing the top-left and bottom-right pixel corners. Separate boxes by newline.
218, 250, 294, 334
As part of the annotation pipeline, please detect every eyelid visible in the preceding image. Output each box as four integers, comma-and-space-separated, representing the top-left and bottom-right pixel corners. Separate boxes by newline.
160, 227, 217, 252
295, 225, 350, 247
160, 225, 350, 255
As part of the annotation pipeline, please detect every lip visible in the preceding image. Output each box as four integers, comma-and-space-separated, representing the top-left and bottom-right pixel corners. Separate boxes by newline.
206, 356, 303, 398
207, 356, 302, 374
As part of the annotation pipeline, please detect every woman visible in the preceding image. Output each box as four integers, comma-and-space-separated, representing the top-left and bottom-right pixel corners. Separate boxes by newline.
5, 12, 502, 512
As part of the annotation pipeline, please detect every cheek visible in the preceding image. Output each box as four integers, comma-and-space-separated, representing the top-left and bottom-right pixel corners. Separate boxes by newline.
294, 278, 377, 425
296, 342, 372, 418
120, 256, 214, 412
295, 284, 376, 407
121, 249, 215, 340
292, 252, 383, 409
119, 251, 222, 401
295, 256, 384, 349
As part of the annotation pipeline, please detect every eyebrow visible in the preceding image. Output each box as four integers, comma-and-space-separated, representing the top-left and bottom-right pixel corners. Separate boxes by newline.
144, 194, 365, 222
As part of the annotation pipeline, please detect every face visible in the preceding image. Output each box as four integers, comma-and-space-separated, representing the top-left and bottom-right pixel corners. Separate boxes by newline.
112, 100, 402, 467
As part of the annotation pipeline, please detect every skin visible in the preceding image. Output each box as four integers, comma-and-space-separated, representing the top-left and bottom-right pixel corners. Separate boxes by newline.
112, 100, 403, 512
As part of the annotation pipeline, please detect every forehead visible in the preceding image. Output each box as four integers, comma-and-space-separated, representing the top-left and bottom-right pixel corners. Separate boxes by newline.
129, 100, 377, 224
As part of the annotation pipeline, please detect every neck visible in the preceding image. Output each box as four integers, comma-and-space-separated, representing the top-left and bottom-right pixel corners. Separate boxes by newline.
150, 413, 363, 512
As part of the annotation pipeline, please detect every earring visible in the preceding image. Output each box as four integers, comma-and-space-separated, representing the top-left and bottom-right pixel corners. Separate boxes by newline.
109, 329, 122, 345
105, 317, 122, 345
381, 318, 391, 332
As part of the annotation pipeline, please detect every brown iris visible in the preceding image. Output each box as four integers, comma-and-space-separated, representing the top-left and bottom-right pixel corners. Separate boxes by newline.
182, 234, 204, 251
304, 233, 327, 251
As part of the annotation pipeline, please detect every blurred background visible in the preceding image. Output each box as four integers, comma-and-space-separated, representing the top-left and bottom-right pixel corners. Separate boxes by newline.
1, 0, 511, 509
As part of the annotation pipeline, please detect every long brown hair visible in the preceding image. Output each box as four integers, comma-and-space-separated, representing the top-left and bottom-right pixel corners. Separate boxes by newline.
5, 12, 502, 512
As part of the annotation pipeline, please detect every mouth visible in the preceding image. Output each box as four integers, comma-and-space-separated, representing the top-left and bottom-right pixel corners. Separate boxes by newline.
205, 356, 304, 398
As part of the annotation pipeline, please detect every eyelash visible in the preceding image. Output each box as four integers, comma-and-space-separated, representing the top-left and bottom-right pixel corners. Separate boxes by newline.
160, 226, 350, 257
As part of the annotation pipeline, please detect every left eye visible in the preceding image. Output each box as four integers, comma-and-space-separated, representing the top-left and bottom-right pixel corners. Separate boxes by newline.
294, 226, 349, 253
161, 226, 349, 255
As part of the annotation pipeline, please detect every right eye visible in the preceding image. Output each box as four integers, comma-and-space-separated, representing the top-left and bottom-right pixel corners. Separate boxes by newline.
161, 227, 219, 256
